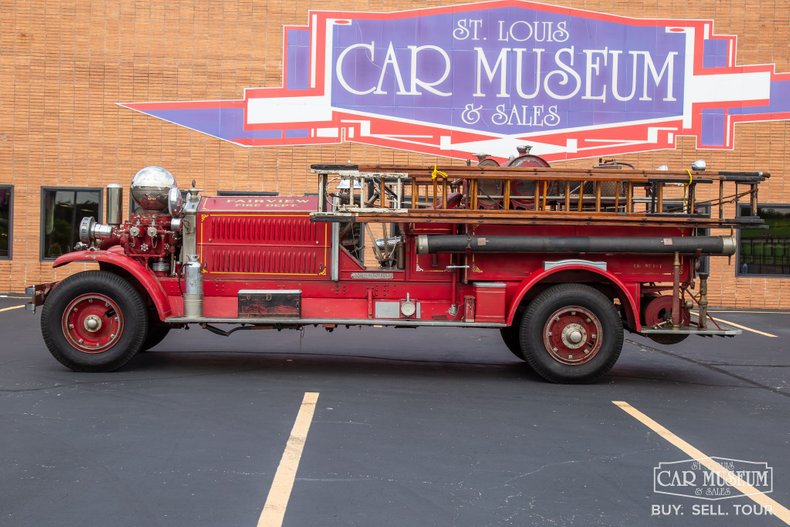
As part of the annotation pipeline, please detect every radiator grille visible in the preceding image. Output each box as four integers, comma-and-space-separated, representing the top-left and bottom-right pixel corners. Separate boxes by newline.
206, 216, 320, 243
199, 214, 327, 276
202, 247, 321, 275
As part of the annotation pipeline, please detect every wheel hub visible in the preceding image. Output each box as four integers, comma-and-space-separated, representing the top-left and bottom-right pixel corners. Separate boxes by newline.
83, 315, 103, 333
61, 294, 124, 354
561, 323, 587, 349
543, 306, 603, 365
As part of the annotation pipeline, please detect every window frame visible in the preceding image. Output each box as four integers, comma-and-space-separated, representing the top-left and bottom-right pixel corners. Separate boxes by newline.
736, 203, 790, 278
40, 187, 103, 261
0, 185, 12, 260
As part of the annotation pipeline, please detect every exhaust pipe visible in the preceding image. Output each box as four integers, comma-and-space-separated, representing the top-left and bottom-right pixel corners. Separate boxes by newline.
416, 235, 736, 256
106, 184, 123, 226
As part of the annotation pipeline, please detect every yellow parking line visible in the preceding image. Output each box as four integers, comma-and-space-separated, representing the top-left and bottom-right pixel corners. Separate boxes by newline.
0, 305, 24, 313
691, 311, 778, 338
258, 392, 320, 527
614, 401, 789, 525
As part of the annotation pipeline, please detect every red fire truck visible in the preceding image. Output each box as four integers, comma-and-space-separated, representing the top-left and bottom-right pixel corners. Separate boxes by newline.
26, 151, 767, 383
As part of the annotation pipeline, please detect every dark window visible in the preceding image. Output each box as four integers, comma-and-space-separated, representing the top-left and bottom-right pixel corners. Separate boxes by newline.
217, 190, 279, 196
0, 186, 12, 259
41, 188, 101, 259
737, 204, 790, 276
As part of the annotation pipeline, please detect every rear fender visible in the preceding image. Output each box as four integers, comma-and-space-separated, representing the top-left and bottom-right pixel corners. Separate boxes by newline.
507, 263, 640, 331
52, 250, 172, 320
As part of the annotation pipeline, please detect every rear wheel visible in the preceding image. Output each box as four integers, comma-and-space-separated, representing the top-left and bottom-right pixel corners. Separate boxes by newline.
520, 284, 623, 383
41, 271, 148, 372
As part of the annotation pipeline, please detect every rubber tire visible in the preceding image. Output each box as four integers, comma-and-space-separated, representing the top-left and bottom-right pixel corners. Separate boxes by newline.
41, 270, 148, 372
500, 325, 525, 360
141, 320, 171, 351
520, 284, 623, 383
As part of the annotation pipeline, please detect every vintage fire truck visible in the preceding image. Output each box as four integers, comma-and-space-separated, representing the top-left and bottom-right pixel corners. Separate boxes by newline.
26, 150, 767, 382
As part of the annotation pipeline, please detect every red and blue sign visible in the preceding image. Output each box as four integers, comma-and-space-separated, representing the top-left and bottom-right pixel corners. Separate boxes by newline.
119, 1, 790, 162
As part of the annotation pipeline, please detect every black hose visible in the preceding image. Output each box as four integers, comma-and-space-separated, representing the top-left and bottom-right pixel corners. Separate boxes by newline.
416, 235, 736, 256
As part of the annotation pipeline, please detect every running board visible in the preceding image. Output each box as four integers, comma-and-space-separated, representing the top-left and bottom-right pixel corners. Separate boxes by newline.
640, 326, 741, 337
165, 316, 506, 329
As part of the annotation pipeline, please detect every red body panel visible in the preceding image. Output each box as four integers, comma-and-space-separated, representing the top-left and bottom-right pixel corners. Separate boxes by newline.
52, 197, 696, 330
53, 249, 172, 320
505, 264, 641, 330
178, 200, 696, 328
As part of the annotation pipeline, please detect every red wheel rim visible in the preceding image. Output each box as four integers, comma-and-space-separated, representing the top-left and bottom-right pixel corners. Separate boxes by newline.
543, 306, 603, 365
61, 293, 124, 353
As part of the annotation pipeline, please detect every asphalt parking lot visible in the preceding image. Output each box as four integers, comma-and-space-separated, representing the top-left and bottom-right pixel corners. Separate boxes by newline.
1, 295, 788, 527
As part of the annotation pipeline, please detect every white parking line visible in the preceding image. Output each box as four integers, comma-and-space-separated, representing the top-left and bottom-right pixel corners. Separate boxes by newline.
614, 401, 790, 525
258, 392, 320, 527
0, 305, 24, 313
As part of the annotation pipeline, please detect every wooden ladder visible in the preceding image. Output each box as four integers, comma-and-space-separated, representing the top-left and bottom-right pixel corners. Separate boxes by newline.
311, 164, 768, 229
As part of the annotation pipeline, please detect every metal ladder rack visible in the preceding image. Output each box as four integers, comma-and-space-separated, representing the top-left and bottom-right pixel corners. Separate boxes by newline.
311, 164, 768, 229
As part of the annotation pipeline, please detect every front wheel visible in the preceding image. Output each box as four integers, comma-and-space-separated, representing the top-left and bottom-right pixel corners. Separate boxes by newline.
140, 317, 171, 352
500, 325, 525, 360
520, 284, 623, 383
41, 271, 149, 372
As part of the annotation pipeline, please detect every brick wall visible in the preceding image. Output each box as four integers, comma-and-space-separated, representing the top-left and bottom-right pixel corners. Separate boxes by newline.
1, 0, 788, 307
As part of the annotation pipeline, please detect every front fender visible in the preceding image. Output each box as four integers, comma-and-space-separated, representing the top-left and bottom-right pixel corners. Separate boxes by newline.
507, 263, 640, 332
53, 250, 172, 320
